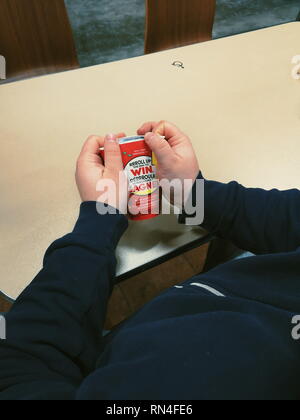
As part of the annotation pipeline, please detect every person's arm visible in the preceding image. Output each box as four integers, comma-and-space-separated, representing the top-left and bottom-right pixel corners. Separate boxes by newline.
199, 174, 300, 254
138, 120, 300, 255
0, 133, 128, 400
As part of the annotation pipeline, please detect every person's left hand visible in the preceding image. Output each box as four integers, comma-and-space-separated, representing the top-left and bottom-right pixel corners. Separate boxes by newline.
76, 133, 128, 213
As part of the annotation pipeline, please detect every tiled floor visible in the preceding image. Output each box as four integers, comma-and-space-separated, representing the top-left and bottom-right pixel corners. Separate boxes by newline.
65, 0, 300, 67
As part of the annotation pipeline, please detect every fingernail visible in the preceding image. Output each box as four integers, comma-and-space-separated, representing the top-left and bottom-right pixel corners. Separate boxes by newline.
106, 133, 116, 142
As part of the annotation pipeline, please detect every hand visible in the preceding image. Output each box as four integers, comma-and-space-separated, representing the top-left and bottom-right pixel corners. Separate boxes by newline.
76, 133, 128, 213
137, 120, 200, 206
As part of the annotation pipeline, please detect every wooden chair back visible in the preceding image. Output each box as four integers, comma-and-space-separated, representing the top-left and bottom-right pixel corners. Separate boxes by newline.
0, 0, 78, 80
145, 0, 216, 54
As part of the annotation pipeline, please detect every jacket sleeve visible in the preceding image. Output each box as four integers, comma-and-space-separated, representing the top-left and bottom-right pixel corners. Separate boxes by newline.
0, 202, 128, 400
182, 174, 300, 255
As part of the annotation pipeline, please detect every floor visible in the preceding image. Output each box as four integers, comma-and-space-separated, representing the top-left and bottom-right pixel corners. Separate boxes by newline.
65, 0, 300, 68
0, 243, 209, 330
105, 243, 209, 330
0, 295, 11, 313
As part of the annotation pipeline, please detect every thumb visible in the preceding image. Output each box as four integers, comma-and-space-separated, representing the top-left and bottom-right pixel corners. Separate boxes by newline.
104, 134, 123, 171
144, 132, 174, 166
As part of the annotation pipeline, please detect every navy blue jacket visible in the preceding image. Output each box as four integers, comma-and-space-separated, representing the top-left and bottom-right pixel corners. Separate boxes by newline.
0, 175, 300, 400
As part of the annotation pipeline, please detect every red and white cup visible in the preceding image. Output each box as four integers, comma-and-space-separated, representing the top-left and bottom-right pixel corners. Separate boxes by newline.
100, 135, 160, 221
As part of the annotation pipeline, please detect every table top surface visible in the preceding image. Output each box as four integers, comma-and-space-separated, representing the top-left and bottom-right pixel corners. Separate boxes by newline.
1, 22, 299, 300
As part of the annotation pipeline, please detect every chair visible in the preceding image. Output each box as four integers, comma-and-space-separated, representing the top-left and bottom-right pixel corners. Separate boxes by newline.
145, 0, 216, 54
0, 0, 79, 81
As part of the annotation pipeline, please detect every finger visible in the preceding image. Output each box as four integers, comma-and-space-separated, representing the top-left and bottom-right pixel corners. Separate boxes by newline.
96, 132, 125, 148
144, 132, 174, 166
98, 133, 125, 164
116, 132, 126, 139
137, 121, 158, 135
79, 135, 104, 163
152, 120, 184, 140
104, 134, 124, 171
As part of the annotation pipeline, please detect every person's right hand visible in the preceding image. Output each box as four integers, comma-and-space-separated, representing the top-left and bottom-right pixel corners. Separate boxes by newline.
137, 121, 200, 206
76, 133, 128, 213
